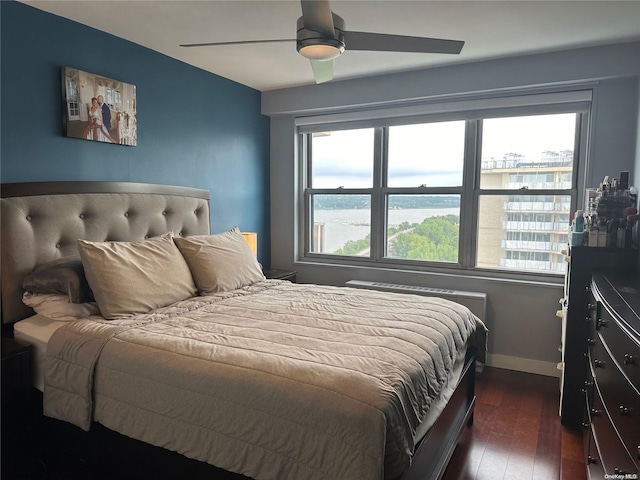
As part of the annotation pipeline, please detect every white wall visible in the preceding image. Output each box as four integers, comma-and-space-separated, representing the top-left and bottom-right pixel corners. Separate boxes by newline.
263, 42, 640, 377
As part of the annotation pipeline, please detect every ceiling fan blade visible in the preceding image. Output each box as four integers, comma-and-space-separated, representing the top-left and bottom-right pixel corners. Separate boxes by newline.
310, 59, 334, 84
343, 31, 464, 55
180, 39, 294, 48
300, 0, 335, 37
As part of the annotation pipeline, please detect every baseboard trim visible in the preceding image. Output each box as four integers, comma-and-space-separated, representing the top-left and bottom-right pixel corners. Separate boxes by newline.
485, 354, 560, 378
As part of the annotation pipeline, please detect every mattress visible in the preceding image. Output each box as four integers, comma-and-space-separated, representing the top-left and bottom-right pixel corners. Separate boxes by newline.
14, 314, 69, 392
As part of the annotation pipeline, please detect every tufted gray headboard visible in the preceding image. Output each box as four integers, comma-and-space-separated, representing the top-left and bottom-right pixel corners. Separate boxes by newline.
1, 181, 210, 325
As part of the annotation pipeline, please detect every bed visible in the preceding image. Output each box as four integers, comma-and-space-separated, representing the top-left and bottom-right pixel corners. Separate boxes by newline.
1, 181, 487, 480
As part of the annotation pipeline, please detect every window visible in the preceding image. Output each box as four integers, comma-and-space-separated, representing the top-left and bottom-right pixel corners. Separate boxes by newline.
65, 76, 80, 121
387, 122, 465, 187
300, 93, 588, 276
476, 113, 577, 273
97, 84, 122, 111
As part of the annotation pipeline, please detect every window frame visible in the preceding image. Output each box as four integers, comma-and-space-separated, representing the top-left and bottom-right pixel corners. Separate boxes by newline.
297, 90, 591, 279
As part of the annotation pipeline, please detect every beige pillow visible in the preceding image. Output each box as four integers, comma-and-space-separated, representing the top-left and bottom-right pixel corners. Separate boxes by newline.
174, 227, 265, 294
78, 233, 197, 319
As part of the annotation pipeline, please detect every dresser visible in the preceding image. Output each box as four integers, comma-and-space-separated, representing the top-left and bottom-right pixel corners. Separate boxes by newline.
584, 271, 639, 478
560, 246, 638, 429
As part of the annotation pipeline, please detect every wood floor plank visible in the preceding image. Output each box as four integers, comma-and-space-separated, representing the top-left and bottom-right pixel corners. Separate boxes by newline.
513, 408, 541, 454
451, 429, 489, 479
561, 426, 584, 463
474, 431, 514, 479
503, 446, 536, 480
532, 379, 563, 480
561, 458, 586, 480
560, 425, 586, 480
477, 369, 505, 407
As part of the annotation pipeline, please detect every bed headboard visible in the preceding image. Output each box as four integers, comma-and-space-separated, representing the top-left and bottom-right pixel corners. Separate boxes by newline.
1, 181, 210, 326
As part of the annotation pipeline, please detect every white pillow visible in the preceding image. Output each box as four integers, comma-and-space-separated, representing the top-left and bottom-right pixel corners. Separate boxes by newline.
174, 227, 265, 294
22, 292, 100, 321
78, 232, 197, 320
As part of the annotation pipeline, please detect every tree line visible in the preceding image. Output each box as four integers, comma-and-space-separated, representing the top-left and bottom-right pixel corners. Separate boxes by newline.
335, 214, 459, 261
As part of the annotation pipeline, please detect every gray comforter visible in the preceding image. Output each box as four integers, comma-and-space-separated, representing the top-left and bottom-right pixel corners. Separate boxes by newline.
44, 280, 487, 480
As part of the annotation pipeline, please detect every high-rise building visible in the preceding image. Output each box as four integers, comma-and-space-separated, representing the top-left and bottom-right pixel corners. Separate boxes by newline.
477, 151, 573, 273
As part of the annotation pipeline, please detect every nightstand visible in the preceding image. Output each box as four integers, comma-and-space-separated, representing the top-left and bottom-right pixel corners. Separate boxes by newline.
2, 336, 33, 436
263, 269, 297, 282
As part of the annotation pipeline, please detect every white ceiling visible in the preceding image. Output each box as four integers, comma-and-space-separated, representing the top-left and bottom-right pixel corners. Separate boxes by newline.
21, 0, 640, 92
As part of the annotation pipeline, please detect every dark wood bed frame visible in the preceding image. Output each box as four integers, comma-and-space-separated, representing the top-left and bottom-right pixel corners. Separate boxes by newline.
1, 181, 477, 480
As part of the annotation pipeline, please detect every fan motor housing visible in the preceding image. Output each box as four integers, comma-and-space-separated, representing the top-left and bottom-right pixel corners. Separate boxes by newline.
296, 14, 345, 59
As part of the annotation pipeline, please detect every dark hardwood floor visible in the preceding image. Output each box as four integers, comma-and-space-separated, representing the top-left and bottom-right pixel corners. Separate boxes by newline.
442, 367, 586, 480
1, 367, 584, 480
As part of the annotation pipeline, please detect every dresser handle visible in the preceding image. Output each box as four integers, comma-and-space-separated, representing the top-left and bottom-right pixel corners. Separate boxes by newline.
581, 422, 589, 429
591, 408, 601, 417
624, 354, 636, 365
619, 406, 631, 416
587, 456, 597, 465
594, 359, 605, 369
587, 338, 595, 346
596, 318, 608, 329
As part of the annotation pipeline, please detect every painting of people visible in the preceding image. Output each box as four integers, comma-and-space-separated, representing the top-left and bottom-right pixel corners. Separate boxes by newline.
62, 67, 137, 146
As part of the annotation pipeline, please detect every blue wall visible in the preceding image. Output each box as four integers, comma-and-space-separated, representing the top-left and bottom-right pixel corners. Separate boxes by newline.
1, 1, 271, 264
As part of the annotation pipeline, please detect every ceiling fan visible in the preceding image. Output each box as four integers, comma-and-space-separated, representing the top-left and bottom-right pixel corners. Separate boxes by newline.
180, 0, 464, 84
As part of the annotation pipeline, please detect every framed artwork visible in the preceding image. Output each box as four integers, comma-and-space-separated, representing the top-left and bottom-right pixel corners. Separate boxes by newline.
62, 67, 137, 146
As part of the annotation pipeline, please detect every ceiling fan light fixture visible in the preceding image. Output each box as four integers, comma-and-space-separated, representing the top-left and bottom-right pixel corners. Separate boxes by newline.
298, 42, 344, 61
296, 13, 345, 61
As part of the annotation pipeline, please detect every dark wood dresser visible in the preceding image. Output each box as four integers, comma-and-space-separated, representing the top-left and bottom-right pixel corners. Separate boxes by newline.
585, 271, 639, 478
560, 246, 638, 429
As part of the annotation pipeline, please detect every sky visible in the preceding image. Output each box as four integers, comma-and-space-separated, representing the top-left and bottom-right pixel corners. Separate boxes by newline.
312, 113, 577, 189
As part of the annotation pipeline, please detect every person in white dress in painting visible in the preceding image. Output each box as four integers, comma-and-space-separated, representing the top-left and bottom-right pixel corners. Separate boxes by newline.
83, 97, 115, 143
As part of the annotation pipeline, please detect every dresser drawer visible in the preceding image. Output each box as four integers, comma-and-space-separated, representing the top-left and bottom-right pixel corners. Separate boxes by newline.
597, 302, 640, 391
583, 368, 594, 455
587, 301, 600, 380
590, 383, 638, 475
593, 333, 640, 469
586, 426, 605, 480
583, 362, 594, 422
